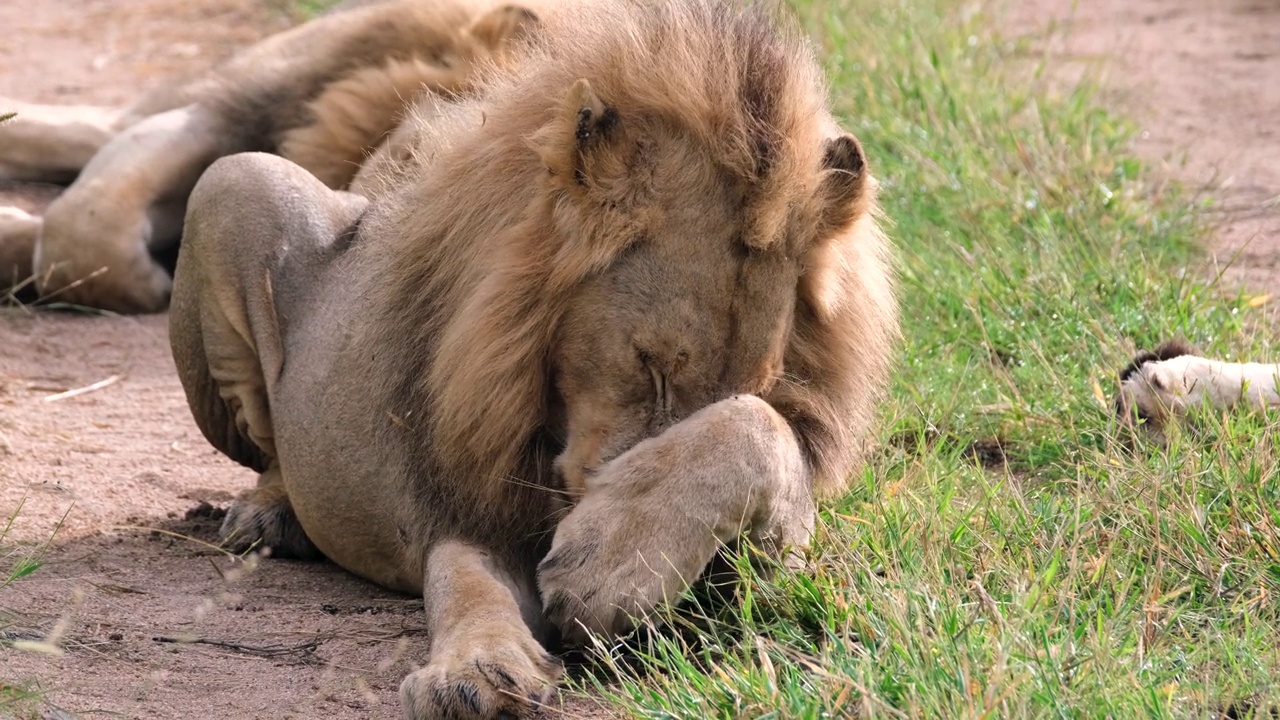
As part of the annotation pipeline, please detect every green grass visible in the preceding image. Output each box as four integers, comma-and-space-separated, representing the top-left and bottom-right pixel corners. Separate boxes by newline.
289, 0, 342, 20
1, 500, 62, 720
2, 500, 50, 592
580, 0, 1280, 717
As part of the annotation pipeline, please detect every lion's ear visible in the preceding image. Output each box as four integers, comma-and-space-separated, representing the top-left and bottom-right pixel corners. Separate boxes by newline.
815, 134, 870, 235
529, 78, 620, 185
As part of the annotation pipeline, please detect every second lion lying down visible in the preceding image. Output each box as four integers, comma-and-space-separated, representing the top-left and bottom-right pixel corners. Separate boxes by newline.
170, 0, 897, 718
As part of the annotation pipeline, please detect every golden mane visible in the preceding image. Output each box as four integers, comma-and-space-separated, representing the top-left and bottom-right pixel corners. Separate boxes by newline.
361, 0, 894, 503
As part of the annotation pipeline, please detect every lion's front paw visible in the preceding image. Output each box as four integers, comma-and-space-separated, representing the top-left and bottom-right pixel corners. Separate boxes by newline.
220, 483, 321, 560
400, 625, 562, 720
537, 495, 713, 647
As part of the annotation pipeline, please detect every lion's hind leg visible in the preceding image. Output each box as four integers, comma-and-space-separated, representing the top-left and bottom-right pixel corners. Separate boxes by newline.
170, 152, 367, 561
0, 207, 41, 289
220, 465, 323, 560
171, 247, 314, 559
401, 541, 562, 720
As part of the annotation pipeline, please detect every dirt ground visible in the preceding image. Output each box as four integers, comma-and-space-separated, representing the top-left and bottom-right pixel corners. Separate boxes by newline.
1, 0, 1277, 718
1008, 0, 1280, 297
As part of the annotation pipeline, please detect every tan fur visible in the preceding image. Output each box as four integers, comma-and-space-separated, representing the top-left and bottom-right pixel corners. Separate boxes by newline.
2, 0, 546, 312
278, 58, 467, 190
167, 1, 897, 717
0, 207, 41, 287
1116, 340, 1280, 444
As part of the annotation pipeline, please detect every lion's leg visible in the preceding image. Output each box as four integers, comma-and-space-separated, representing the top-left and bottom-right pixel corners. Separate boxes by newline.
34, 105, 229, 313
538, 395, 814, 644
401, 541, 562, 720
170, 152, 367, 559
0, 99, 124, 183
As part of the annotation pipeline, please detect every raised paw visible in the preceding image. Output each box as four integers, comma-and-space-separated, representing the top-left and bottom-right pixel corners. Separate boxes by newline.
400, 623, 562, 720
537, 491, 715, 647
539, 395, 817, 646
220, 481, 321, 560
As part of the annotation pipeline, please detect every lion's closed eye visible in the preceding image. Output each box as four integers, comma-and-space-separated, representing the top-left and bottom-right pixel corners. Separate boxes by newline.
635, 347, 673, 421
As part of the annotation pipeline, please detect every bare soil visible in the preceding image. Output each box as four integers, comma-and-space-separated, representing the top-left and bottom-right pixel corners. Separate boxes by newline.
1, 0, 1277, 718
1008, 0, 1280, 298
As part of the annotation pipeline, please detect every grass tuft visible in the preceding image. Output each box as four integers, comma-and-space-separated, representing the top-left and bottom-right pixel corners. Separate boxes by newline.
290, 0, 342, 20
1, 500, 67, 719
579, 0, 1280, 716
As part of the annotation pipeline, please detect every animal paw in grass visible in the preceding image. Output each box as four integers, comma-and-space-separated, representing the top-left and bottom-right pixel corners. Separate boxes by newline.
538, 492, 706, 646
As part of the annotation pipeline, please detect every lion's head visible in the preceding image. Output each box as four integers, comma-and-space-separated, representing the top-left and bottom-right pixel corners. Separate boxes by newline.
367, 0, 895, 509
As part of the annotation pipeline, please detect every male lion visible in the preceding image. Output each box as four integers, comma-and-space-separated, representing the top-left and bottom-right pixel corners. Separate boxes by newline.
171, 0, 898, 717
0, 0, 538, 312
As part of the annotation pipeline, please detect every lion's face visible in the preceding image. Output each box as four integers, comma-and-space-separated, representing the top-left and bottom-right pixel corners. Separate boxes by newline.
534, 74, 867, 495
422, 31, 876, 495
550, 171, 800, 494
1115, 366, 1178, 443
1113, 340, 1198, 445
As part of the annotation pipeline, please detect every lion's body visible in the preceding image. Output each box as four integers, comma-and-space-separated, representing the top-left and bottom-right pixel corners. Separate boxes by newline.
23, 1, 900, 717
